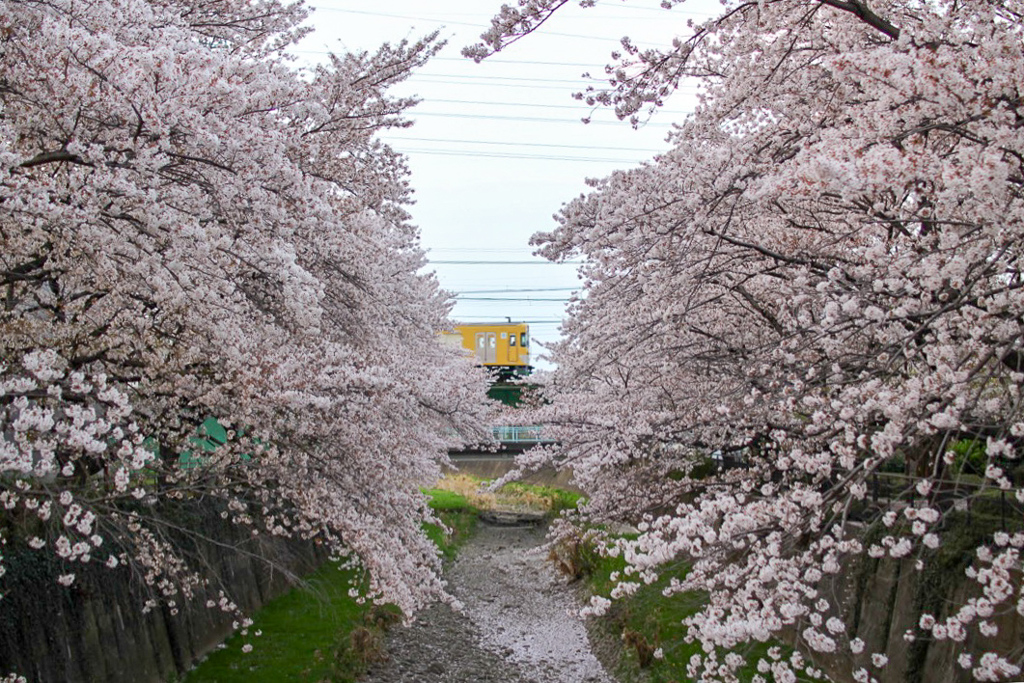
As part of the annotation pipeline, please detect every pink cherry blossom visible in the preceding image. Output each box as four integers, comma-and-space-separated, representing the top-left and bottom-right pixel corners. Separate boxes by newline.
473, 0, 1024, 679
2, 0, 495, 625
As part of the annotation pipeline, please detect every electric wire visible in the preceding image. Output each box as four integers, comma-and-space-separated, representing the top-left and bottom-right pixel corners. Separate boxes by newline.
409, 78, 598, 91
293, 5, 681, 353
409, 98, 693, 120
410, 73, 608, 85
455, 297, 571, 301
303, 6, 696, 41
454, 287, 578, 293
307, 6, 599, 40
424, 97, 675, 112
400, 148, 646, 163
431, 247, 538, 252
430, 259, 583, 265
406, 111, 677, 126
454, 317, 564, 323
287, 59, 630, 86
390, 136, 664, 154
305, 4, 716, 24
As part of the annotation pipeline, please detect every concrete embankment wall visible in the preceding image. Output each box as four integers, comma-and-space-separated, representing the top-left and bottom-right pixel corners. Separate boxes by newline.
0, 456, 566, 683
807, 516, 1023, 683
0, 506, 324, 683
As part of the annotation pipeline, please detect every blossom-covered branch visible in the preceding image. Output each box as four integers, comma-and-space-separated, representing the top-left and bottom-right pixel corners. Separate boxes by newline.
1, 0, 493, 640
474, 0, 1024, 680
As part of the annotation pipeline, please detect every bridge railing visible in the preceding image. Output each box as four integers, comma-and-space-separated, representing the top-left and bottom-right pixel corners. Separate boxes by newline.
491, 425, 548, 445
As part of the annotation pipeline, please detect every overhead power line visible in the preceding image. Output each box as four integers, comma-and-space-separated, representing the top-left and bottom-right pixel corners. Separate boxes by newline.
455, 317, 565, 323
305, 4, 716, 24
455, 287, 579, 294
400, 148, 646, 163
303, 6, 687, 42
287, 57, 598, 84
430, 57, 634, 67
456, 297, 570, 301
431, 259, 582, 265
417, 73, 600, 85
432, 247, 538, 253
306, 7, 624, 42
410, 78, 596, 92
389, 129, 671, 162
415, 98, 690, 118
409, 111, 677, 126
285, 61, 701, 104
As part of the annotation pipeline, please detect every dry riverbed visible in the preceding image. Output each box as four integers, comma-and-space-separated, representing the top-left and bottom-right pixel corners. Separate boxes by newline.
361, 521, 618, 683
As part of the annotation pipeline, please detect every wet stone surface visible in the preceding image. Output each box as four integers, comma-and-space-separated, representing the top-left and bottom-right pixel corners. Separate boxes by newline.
361, 521, 617, 683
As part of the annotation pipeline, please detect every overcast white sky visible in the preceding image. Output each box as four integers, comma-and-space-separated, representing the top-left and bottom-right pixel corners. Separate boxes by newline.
293, 0, 709, 367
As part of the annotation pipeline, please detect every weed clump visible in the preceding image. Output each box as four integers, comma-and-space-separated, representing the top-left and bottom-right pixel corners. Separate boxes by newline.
622, 628, 658, 668
328, 602, 405, 681
332, 625, 386, 676
548, 530, 601, 581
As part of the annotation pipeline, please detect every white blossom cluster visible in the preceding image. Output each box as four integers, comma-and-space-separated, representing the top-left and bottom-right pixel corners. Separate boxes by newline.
0, 0, 495, 643
473, 0, 1024, 680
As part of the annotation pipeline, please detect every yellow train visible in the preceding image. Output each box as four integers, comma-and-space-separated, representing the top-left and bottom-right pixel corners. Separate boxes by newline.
443, 322, 532, 377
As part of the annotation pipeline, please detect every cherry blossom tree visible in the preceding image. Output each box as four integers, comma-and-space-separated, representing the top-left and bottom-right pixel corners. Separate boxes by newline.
0, 0, 493, 635
472, 0, 1024, 680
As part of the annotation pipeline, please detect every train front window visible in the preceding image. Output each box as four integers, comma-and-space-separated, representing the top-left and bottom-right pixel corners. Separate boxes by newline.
520, 333, 528, 347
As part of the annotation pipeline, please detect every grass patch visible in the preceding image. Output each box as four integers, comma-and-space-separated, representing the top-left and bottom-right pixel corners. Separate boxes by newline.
422, 487, 479, 562
503, 481, 583, 516
184, 560, 380, 683
187, 490, 481, 682
423, 487, 471, 511
581, 536, 707, 682
562, 532, 788, 683
427, 473, 583, 519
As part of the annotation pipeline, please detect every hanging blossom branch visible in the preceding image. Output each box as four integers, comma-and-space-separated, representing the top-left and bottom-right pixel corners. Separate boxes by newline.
475, 0, 1024, 681
0, 0, 497, 663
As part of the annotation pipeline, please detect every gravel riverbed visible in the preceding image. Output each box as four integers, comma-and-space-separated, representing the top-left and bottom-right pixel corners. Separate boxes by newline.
360, 521, 618, 683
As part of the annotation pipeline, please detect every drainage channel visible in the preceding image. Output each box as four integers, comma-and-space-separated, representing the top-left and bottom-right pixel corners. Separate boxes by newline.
360, 521, 617, 683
